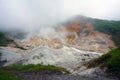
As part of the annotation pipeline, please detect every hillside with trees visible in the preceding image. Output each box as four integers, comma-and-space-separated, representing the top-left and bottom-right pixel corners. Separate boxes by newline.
89, 18, 120, 46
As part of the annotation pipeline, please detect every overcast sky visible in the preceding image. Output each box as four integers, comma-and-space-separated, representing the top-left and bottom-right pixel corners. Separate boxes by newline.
0, 0, 120, 32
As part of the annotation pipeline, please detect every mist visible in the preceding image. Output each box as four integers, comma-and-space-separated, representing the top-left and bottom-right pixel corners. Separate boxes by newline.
0, 0, 120, 38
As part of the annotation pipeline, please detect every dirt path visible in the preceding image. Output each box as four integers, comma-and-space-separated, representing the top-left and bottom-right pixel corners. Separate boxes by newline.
15, 71, 118, 80
2, 67, 118, 80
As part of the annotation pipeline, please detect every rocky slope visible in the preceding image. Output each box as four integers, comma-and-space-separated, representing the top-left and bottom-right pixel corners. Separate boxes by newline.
1, 46, 118, 80
0, 46, 102, 69
21, 16, 116, 53
0, 47, 22, 66
17, 46, 102, 69
0, 16, 118, 80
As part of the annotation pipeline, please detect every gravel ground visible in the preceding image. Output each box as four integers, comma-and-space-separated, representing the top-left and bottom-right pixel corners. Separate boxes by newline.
16, 71, 118, 80
18, 74, 118, 80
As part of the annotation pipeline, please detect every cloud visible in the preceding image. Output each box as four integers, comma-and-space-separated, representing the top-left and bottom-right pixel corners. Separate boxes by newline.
62, 0, 120, 20
0, 0, 120, 33
0, 0, 65, 32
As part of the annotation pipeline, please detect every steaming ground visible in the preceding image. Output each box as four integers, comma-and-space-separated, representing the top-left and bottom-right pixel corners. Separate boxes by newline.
0, 46, 117, 80
0, 0, 119, 79
0, 16, 118, 80
19, 16, 115, 53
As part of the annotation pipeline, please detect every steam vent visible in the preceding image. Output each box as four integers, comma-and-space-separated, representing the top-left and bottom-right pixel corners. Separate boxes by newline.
22, 16, 116, 53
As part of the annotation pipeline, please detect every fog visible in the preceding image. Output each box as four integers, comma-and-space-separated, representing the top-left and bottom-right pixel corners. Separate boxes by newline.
0, 0, 120, 36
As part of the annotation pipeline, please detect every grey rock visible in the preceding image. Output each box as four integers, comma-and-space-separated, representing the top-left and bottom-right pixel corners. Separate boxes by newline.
18, 46, 102, 70
0, 48, 22, 66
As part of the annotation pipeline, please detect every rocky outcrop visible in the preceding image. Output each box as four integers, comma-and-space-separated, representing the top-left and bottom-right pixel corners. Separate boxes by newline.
21, 17, 116, 53
64, 17, 115, 53
0, 46, 117, 80
0, 47, 22, 66
16, 46, 102, 70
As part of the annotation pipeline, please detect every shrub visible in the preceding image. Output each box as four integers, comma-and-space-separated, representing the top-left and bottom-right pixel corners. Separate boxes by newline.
86, 47, 120, 77
8, 64, 70, 74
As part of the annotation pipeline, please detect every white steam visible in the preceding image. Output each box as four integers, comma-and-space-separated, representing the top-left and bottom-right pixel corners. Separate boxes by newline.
0, 0, 120, 38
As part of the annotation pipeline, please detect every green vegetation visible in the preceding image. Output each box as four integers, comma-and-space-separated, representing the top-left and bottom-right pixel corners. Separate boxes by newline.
89, 19, 120, 46
8, 64, 70, 74
0, 67, 23, 80
0, 32, 15, 46
0, 74, 22, 80
77, 16, 120, 46
86, 47, 120, 77
0, 64, 69, 80
0, 32, 26, 50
